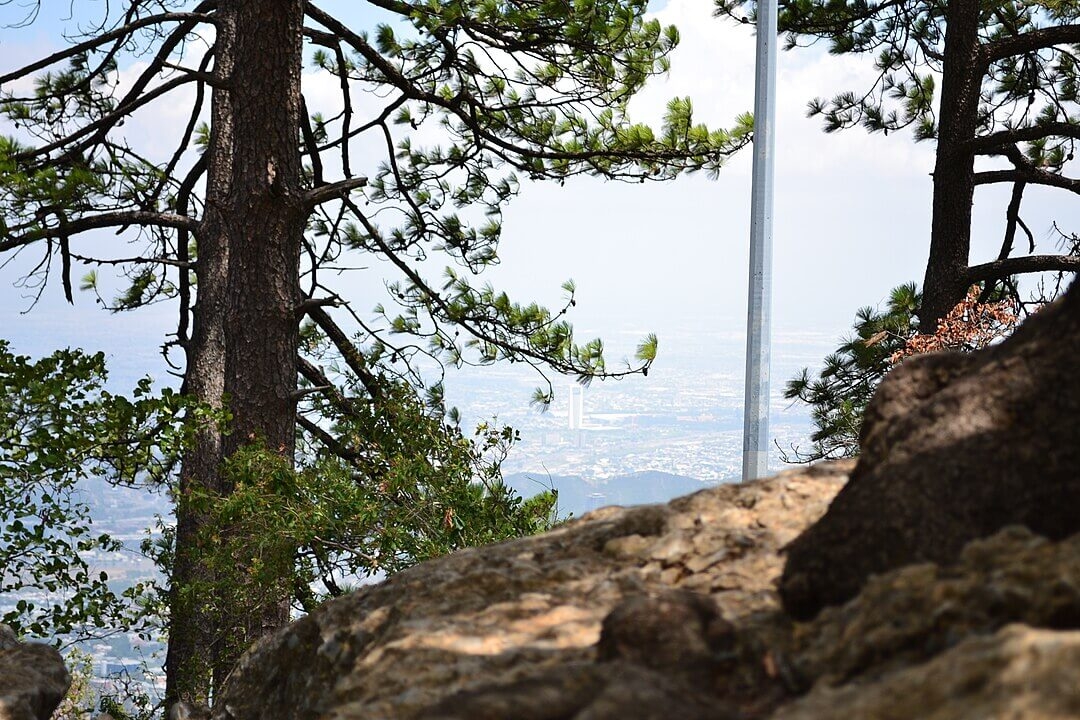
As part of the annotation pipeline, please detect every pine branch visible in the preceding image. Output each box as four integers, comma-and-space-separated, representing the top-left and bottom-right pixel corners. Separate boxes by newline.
967, 254, 1080, 283
969, 122, 1080, 154
303, 5, 741, 174
984, 23, 1080, 65
1, 211, 199, 251
0, 11, 217, 85
11, 74, 203, 164
974, 145, 1080, 195
974, 168, 1080, 193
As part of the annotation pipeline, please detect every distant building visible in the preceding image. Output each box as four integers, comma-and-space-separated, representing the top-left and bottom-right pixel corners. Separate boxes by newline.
567, 385, 585, 431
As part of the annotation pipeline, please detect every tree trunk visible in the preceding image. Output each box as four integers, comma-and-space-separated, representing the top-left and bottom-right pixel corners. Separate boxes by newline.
921, 0, 982, 331
166, 0, 305, 704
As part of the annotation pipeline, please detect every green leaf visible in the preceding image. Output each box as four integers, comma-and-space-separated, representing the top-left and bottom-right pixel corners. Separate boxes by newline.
79, 270, 97, 292
635, 333, 658, 363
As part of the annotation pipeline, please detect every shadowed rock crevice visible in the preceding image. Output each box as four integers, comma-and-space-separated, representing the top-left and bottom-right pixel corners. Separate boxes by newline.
780, 282, 1080, 620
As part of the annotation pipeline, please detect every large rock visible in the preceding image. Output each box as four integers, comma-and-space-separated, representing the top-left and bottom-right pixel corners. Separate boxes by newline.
0, 625, 71, 720
790, 526, 1080, 687
214, 462, 850, 720
772, 526, 1080, 719
213, 472, 1080, 719
780, 282, 1080, 620
775, 624, 1080, 720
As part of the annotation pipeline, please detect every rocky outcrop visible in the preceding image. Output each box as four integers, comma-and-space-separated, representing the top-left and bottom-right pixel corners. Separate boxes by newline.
415, 524, 1080, 720
214, 462, 849, 720
215, 469, 1080, 720
780, 284, 1080, 620
789, 526, 1080, 685
0, 625, 71, 720
767, 526, 1080, 719
213, 283, 1080, 719
775, 624, 1080, 720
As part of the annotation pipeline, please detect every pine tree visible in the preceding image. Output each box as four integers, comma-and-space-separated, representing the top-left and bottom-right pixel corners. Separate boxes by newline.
717, 0, 1080, 329
1, 0, 749, 704
784, 283, 919, 461
785, 280, 1021, 461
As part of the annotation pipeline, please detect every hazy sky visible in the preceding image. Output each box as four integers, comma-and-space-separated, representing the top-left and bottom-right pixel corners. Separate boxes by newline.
2, 0, 1076, 378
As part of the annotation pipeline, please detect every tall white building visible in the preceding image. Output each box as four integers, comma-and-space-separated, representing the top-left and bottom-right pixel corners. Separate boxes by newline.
567, 385, 585, 431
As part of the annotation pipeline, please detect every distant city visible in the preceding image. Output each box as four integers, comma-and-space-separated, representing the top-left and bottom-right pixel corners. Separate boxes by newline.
0, 479, 168, 700
445, 326, 834, 503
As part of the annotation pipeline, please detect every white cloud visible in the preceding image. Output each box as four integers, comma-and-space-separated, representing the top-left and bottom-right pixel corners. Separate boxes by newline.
488, 0, 939, 338
486, 0, 1078, 344
4, 0, 1075, 373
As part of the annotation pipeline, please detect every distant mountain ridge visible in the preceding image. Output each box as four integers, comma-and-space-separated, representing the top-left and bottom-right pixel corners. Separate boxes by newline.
504, 470, 715, 518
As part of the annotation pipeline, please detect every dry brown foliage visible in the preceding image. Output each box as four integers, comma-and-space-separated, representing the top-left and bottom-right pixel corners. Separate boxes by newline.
891, 286, 1020, 364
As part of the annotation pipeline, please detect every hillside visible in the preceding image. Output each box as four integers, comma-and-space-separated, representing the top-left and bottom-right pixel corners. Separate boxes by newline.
504, 470, 710, 518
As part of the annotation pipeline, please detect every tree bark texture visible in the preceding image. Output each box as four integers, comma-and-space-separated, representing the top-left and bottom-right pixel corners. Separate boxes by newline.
166, 0, 305, 704
920, 0, 982, 331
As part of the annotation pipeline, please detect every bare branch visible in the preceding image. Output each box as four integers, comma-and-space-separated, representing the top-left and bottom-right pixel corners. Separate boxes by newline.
303, 177, 368, 210
303, 305, 384, 399
996, 180, 1026, 262
1, 211, 199, 252
296, 414, 364, 461
967, 254, 1080, 283
68, 252, 194, 269
175, 155, 208, 350
152, 47, 214, 205
297, 357, 368, 422
294, 296, 340, 316
291, 385, 333, 400
0, 11, 217, 85
299, 94, 324, 186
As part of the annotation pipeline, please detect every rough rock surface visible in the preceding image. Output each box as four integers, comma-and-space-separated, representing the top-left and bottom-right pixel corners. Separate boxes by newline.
398, 525, 1080, 720
0, 624, 71, 720
775, 624, 1080, 720
780, 283, 1080, 620
789, 526, 1080, 687
768, 529, 1080, 718
215, 462, 850, 720
214, 483, 1080, 720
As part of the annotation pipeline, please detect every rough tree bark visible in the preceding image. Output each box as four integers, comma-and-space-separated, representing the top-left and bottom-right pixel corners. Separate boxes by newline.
165, 0, 305, 704
920, 0, 982, 332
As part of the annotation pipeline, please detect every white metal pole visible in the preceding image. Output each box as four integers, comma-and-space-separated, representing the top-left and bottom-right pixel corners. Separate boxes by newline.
741, 0, 777, 482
